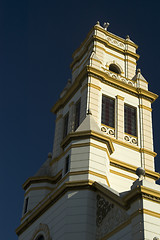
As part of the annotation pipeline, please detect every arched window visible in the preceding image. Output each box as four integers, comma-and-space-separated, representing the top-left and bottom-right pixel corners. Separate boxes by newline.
36, 235, 45, 240
109, 64, 121, 74
31, 223, 51, 240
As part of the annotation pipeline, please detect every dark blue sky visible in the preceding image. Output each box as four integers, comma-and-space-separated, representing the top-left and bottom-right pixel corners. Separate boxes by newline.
0, 0, 160, 239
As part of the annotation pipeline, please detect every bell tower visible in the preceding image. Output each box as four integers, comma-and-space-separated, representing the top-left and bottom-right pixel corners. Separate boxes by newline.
16, 22, 160, 240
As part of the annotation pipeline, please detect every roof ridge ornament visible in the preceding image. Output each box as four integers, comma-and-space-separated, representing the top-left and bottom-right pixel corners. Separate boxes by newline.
126, 35, 130, 40
103, 22, 110, 31
87, 109, 92, 115
136, 167, 145, 180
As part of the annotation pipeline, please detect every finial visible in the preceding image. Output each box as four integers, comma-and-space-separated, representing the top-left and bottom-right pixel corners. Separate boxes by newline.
126, 35, 130, 40
103, 22, 110, 31
136, 167, 145, 180
96, 21, 100, 26
137, 68, 141, 74
87, 109, 92, 115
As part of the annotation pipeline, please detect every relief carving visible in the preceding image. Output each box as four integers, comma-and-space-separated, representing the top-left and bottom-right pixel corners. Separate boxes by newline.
96, 194, 129, 240
96, 195, 114, 227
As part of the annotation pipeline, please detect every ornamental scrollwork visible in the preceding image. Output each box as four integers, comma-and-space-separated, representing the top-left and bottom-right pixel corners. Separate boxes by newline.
124, 134, 137, 145
101, 126, 115, 137
96, 195, 114, 227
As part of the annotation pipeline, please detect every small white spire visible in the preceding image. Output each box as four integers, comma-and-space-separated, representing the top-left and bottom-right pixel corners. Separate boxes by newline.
87, 109, 92, 115
136, 167, 145, 180
96, 21, 100, 26
103, 22, 110, 31
137, 68, 141, 74
126, 35, 130, 40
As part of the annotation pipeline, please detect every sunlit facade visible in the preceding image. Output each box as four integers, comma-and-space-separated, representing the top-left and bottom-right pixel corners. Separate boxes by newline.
16, 22, 160, 240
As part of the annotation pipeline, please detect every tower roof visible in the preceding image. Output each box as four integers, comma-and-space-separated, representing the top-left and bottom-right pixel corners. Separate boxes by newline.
76, 112, 101, 133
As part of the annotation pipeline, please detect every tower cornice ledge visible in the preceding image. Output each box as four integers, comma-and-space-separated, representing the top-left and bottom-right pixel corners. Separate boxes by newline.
52, 65, 158, 114
87, 65, 158, 103
61, 130, 114, 155
22, 170, 62, 190
72, 24, 138, 63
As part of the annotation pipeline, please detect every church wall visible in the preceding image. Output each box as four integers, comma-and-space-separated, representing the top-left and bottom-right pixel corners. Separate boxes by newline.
19, 189, 96, 240
109, 168, 135, 192
23, 183, 54, 216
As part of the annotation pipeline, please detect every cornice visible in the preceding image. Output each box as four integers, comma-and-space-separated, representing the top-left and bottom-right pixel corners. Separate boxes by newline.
87, 66, 158, 103
123, 185, 160, 204
61, 130, 115, 155
25, 186, 54, 197
51, 65, 158, 114
23, 170, 62, 191
110, 157, 160, 180
72, 25, 138, 69
50, 140, 158, 181
94, 25, 138, 49
139, 104, 152, 112
93, 35, 139, 60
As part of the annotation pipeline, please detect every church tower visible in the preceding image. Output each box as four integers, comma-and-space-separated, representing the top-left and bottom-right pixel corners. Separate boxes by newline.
16, 22, 160, 240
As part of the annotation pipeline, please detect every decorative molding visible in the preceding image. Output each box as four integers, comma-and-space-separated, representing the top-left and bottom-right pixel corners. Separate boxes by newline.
52, 64, 158, 113
139, 104, 152, 112
23, 171, 62, 190
87, 65, 158, 103
16, 180, 160, 236
60, 130, 115, 155
72, 24, 138, 63
96, 195, 114, 227
94, 35, 139, 60
116, 95, 124, 101
96, 194, 129, 240
110, 169, 136, 181
25, 186, 54, 197
31, 223, 52, 240
96, 45, 137, 65
101, 125, 115, 137
110, 157, 160, 180
88, 82, 101, 91
69, 170, 110, 186
124, 134, 137, 145
50, 136, 158, 180
102, 67, 135, 87
105, 35, 125, 49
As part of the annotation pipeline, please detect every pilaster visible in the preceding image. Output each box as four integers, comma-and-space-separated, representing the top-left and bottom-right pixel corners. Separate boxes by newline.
116, 95, 124, 141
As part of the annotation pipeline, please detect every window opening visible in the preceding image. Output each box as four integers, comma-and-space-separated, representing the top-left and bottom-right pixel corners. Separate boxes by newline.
63, 113, 69, 138
74, 100, 81, 131
109, 64, 121, 74
124, 104, 137, 136
101, 95, 115, 128
36, 235, 45, 240
24, 197, 29, 214
65, 155, 70, 174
